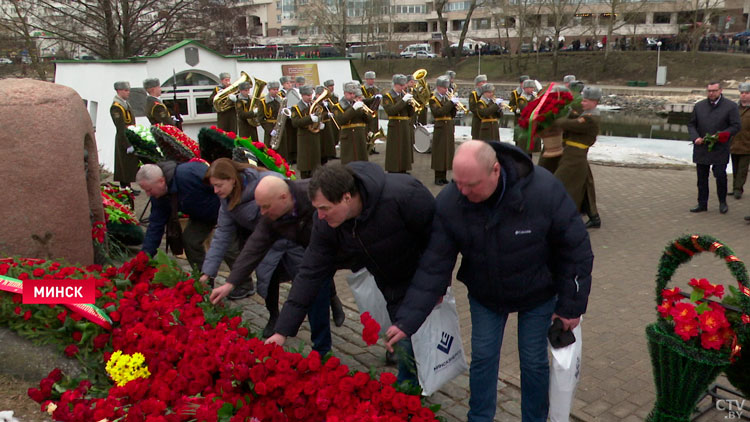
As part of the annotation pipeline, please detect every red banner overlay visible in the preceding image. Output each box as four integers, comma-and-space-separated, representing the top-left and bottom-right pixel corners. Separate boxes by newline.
22, 279, 96, 304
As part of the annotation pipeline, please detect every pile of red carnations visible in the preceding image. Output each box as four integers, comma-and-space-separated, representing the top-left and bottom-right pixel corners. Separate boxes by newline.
517, 86, 577, 132
1, 253, 438, 421
152, 124, 201, 162
208, 126, 296, 180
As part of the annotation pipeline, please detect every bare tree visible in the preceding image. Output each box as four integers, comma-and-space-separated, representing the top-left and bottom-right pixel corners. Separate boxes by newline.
301, 0, 348, 57
435, 0, 482, 65
598, 0, 648, 64
0, 0, 46, 78
682, 0, 723, 57
539, 0, 581, 75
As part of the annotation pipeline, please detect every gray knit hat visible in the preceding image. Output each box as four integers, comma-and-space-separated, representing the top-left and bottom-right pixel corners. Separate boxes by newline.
267, 81, 280, 89
480, 83, 495, 94
446, 70, 456, 78
219, 72, 231, 80
474, 75, 487, 84
364, 71, 376, 79
295, 76, 306, 84
279, 76, 291, 84
582, 86, 602, 101
238, 81, 251, 91
143, 78, 160, 89
344, 82, 360, 94
519, 75, 530, 83
392, 74, 407, 85
739, 82, 750, 93
315, 85, 326, 95
522, 79, 537, 88
299, 85, 314, 95
323, 79, 334, 87
550, 84, 571, 93
570, 80, 585, 93
406, 74, 415, 82
114, 81, 130, 90
436, 76, 450, 88
563, 75, 576, 84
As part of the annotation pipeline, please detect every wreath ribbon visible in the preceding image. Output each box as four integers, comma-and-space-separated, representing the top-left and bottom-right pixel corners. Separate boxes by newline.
526, 83, 555, 152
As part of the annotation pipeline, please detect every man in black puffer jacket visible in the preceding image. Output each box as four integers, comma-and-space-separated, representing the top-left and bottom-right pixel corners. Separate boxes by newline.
386, 140, 593, 422
267, 161, 435, 385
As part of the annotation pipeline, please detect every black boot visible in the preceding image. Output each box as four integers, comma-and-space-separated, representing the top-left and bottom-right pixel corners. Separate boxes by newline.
585, 214, 601, 229
331, 295, 345, 327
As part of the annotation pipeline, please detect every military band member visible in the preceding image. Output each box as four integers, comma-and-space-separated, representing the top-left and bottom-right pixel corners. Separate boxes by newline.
445, 70, 457, 93
295, 76, 306, 89
290, 85, 323, 178
110, 81, 140, 190
514, 79, 541, 155
235, 81, 260, 141
209, 72, 237, 132
407, 74, 427, 127
324, 79, 340, 154
554, 86, 602, 229
429, 76, 458, 185
476, 83, 504, 142
469, 74, 487, 140
315, 85, 337, 164
261, 81, 282, 148
382, 74, 415, 173
362, 71, 382, 155
144, 78, 173, 126
563, 74, 576, 89
334, 82, 370, 164
508, 75, 530, 119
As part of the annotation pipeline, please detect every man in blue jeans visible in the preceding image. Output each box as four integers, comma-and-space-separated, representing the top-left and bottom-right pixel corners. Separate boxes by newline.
386, 140, 593, 421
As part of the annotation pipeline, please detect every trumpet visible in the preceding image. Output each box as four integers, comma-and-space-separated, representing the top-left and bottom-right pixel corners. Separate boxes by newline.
446, 89, 469, 113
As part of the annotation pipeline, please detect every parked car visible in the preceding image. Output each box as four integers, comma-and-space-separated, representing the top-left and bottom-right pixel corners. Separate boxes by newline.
0, 58, 13, 64
415, 51, 437, 59
369, 51, 400, 59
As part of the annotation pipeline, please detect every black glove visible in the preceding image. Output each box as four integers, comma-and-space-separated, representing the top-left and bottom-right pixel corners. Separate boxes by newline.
548, 318, 576, 349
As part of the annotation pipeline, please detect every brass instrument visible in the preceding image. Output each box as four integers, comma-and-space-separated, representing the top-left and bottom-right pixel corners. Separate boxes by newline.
307, 89, 331, 133
269, 96, 289, 150
213, 71, 251, 112
248, 76, 267, 127
361, 84, 372, 98
409, 69, 431, 114
446, 88, 469, 113
358, 94, 380, 118
366, 128, 386, 153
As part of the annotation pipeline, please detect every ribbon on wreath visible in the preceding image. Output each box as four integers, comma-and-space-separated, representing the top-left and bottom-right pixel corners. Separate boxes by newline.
525, 83, 555, 152
0, 275, 112, 330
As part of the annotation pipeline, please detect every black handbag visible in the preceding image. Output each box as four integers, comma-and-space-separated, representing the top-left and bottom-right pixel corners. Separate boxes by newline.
165, 194, 184, 255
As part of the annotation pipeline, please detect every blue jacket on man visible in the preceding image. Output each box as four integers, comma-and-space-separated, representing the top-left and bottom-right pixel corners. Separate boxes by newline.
141, 160, 219, 256
395, 141, 594, 336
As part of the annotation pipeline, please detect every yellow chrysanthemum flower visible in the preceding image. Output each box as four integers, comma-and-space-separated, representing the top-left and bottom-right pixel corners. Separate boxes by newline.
105, 350, 151, 387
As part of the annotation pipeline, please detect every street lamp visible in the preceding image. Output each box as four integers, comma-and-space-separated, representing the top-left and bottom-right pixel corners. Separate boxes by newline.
655, 41, 664, 86
656, 41, 662, 68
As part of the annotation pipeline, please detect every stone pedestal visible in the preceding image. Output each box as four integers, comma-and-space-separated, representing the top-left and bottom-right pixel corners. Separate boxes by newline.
0, 79, 105, 265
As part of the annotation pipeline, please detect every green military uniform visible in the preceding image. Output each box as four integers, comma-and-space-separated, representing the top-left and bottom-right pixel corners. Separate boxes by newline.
382, 89, 414, 173
429, 91, 457, 182
554, 109, 600, 215
319, 98, 338, 162
329, 92, 340, 152
260, 94, 281, 148
334, 98, 369, 164
209, 86, 237, 133
477, 97, 502, 142
110, 98, 139, 184
290, 102, 321, 178
362, 84, 380, 134
236, 95, 260, 141
469, 90, 482, 140
281, 88, 299, 163
145, 96, 173, 126
730, 101, 750, 196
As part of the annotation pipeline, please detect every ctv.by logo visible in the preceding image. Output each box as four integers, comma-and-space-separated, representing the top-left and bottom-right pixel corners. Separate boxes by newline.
716, 399, 746, 419
437, 332, 454, 354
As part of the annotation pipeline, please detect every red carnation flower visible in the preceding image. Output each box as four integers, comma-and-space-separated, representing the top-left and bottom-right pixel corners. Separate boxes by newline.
64, 344, 79, 357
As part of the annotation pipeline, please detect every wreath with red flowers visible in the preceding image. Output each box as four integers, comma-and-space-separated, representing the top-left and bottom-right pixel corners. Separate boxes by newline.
517, 84, 580, 151
151, 124, 200, 163
198, 126, 237, 162
206, 127, 296, 180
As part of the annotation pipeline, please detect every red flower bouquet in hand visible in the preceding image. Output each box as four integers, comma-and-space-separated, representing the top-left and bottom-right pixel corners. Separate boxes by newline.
360, 312, 381, 346
703, 131, 731, 152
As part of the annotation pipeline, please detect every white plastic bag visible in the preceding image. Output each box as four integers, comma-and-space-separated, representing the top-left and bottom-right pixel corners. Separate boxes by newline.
346, 268, 391, 335
549, 320, 583, 422
411, 288, 469, 396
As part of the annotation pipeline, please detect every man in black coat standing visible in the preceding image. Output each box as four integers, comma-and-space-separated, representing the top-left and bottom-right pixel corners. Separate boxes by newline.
688, 81, 741, 214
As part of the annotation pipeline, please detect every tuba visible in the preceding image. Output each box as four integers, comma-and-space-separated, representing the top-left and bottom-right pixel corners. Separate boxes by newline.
248, 76, 267, 127
410, 69, 431, 114
213, 71, 251, 112
306, 89, 331, 133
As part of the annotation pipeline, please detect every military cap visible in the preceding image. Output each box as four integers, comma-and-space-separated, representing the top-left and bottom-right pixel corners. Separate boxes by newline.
474, 74, 487, 84
295, 76, 306, 84
582, 86, 602, 101
219, 72, 231, 80
238, 81, 251, 90
114, 81, 130, 90
364, 71, 376, 79
519, 75, 530, 83
143, 78, 160, 89
446, 70, 456, 78
392, 74, 407, 85
344, 82, 360, 94
550, 84, 570, 93
563, 75, 576, 84
267, 81, 280, 89
739, 82, 750, 93
480, 83, 495, 94
570, 80, 585, 93
279, 76, 291, 84
315, 85, 326, 95
522, 79, 537, 88
324, 79, 335, 87
406, 74, 414, 82
436, 76, 450, 88
299, 85, 314, 95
